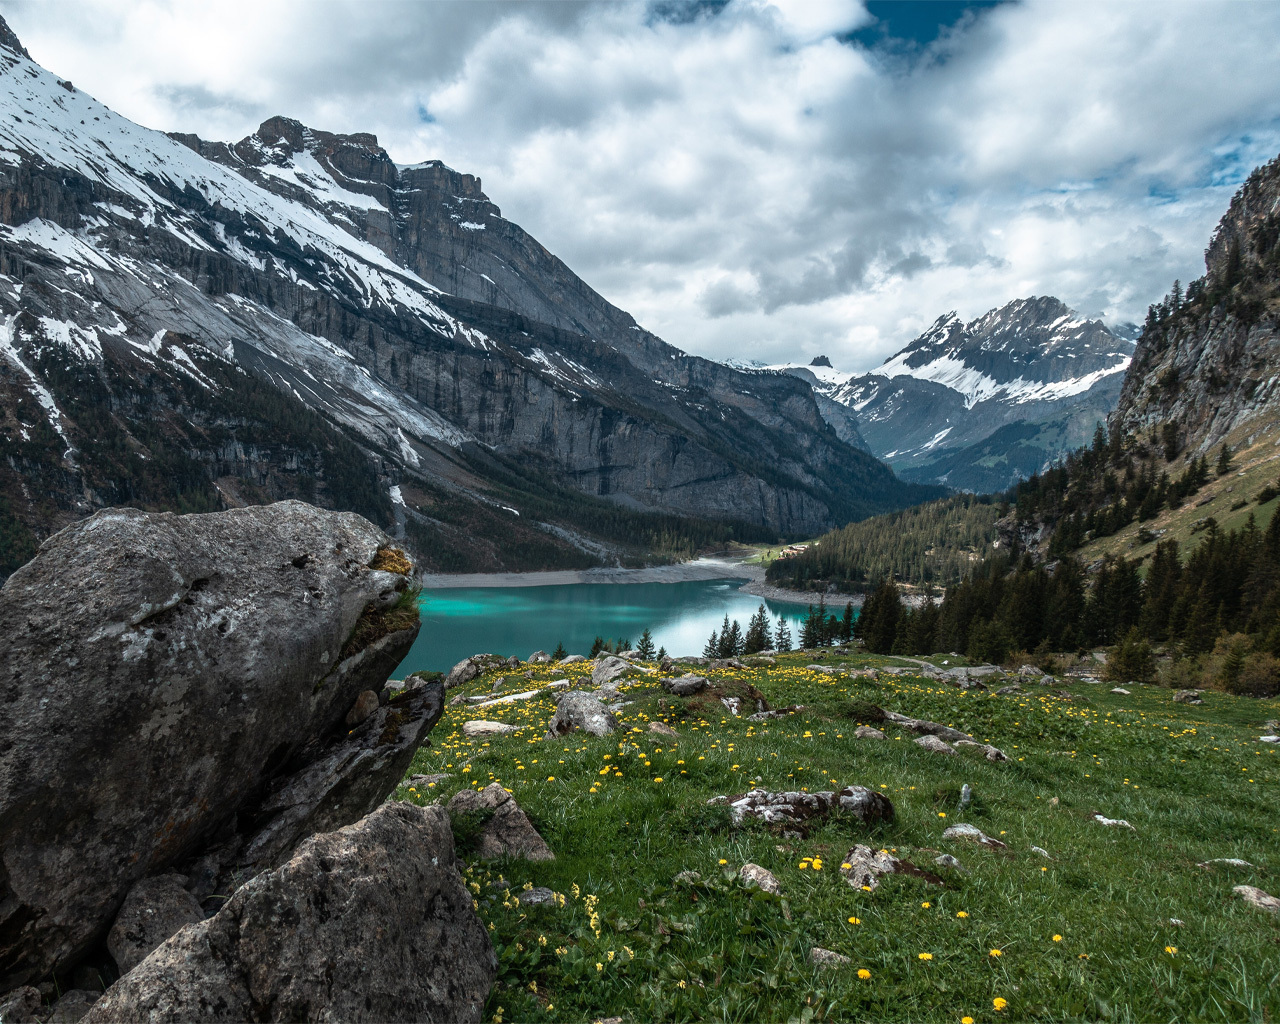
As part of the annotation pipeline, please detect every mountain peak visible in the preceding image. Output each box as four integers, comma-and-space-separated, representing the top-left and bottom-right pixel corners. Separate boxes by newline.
810, 355, 833, 368
0, 16, 29, 60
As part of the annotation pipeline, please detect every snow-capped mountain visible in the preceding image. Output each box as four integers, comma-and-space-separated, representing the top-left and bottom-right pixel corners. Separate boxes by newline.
0, 19, 937, 574
791, 298, 1135, 492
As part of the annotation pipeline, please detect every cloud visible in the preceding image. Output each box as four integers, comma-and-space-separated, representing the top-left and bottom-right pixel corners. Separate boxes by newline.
4, 0, 1279, 369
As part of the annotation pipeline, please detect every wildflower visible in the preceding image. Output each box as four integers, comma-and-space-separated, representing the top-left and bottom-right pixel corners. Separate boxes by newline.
547, 776, 555, 781
595, 962, 603, 972
989, 948, 1002, 957
841, 862, 852, 870
921, 901, 931, 909
1052, 934, 1062, 942
676, 980, 687, 989
555, 947, 568, 956
993, 997, 1008, 1011
1078, 953, 1089, 960
589, 786, 598, 793
1165, 946, 1178, 955
918, 952, 933, 961
857, 968, 871, 980
847, 916, 860, 925
607, 950, 615, 961
653, 777, 663, 783
956, 911, 969, 919
718, 859, 728, 865
962, 1018, 974, 1024
938, 812, 947, 817
538, 935, 547, 946
528, 981, 537, 993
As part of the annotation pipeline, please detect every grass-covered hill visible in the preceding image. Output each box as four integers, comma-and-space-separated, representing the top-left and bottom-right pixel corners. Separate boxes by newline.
396, 652, 1280, 1023
765, 495, 1003, 594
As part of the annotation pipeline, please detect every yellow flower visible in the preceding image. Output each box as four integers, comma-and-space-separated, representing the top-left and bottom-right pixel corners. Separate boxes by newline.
918, 952, 933, 961
1052, 934, 1063, 942
798, 862, 809, 870
547, 776, 555, 781
993, 997, 1009, 1011
921, 901, 931, 909
938, 812, 947, 817
718, 859, 728, 865
963, 1018, 974, 1024
607, 950, 615, 961
653, 777, 663, 783
589, 786, 597, 793
1078, 953, 1090, 960
841, 862, 852, 870
989, 948, 1002, 957
956, 911, 969, 918
847, 916, 860, 925
857, 968, 871, 980
1165, 946, 1178, 955
595, 962, 603, 972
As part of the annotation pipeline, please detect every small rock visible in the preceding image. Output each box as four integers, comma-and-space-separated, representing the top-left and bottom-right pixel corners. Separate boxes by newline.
841, 844, 941, 890
934, 854, 965, 871
528, 650, 551, 664
344, 689, 381, 728
942, 823, 1008, 849
47, 991, 99, 1023
1197, 858, 1254, 869
544, 692, 619, 739
915, 735, 957, 755
516, 887, 556, 906
1259, 735, 1280, 744
1169, 918, 1185, 926
1234, 885, 1280, 913
491, 677, 505, 692
547, 679, 570, 690
445, 653, 504, 689
721, 787, 894, 827
739, 863, 782, 895
954, 739, 1009, 762
462, 720, 517, 738
853, 725, 886, 740
995, 685, 1021, 695
107, 873, 205, 975
884, 710, 973, 744
559, 654, 586, 664
447, 784, 554, 861
1093, 814, 1135, 830
959, 783, 972, 809
1110, 687, 1130, 695
1030, 846, 1052, 858
648, 721, 679, 737
809, 947, 851, 968
406, 773, 449, 788
673, 870, 702, 885
661, 674, 708, 696
0, 987, 42, 1024
592, 656, 634, 687
1173, 689, 1204, 704
722, 696, 744, 716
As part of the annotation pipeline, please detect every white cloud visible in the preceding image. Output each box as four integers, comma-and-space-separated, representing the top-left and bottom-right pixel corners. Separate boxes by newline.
3, 0, 1279, 370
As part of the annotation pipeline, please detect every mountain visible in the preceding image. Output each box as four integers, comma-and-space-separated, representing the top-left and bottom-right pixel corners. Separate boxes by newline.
0, 21, 937, 576
796, 297, 1134, 492
1111, 153, 1280, 452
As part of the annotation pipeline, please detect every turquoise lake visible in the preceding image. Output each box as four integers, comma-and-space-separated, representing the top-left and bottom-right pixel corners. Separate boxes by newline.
395, 578, 819, 674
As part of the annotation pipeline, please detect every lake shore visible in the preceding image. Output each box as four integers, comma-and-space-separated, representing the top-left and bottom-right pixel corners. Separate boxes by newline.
417, 556, 762, 590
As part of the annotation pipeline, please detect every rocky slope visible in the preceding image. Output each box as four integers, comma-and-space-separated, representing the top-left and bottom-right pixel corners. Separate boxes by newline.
0, 21, 934, 577
774, 298, 1133, 492
1111, 154, 1280, 451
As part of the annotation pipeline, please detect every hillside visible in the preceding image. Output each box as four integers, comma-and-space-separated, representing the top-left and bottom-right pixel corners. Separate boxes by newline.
0, 20, 937, 578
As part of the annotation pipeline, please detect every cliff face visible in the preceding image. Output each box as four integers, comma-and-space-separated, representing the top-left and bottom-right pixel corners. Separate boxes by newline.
0, 25, 936, 576
1111, 154, 1280, 450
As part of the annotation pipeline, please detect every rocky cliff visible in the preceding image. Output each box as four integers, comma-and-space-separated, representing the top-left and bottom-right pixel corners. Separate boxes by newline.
1111, 154, 1280, 451
0, 21, 934, 578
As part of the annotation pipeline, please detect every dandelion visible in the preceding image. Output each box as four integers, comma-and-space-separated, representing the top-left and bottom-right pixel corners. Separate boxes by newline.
547, 776, 555, 781
1165, 946, 1178, 955
962, 1018, 974, 1024
848, 916, 861, 925
718, 859, 728, 865
841, 862, 852, 870
938, 812, 947, 817
993, 997, 1008, 1011
921, 901, 931, 909
1078, 953, 1089, 960
989, 948, 1002, 957
653, 777, 663, 783
919, 952, 933, 961
857, 968, 871, 980
956, 911, 969, 918
1052, 934, 1062, 942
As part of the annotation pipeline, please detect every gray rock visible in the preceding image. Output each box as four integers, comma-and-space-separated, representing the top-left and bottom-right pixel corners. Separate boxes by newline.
942, 823, 1008, 849
1110, 687, 1131, 695
528, 650, 551, 664
853, 725, 886, 740
1030, 846, 1052, 859
592, 656, 634, 688
934, 854, 965, 871
995, 684, 1022, 695
559, 654, 586, 664
661, 674, 708, 696
0, 986, 41, 1023
1197, 858, 1254, 869
463, 720, 518, 738
959, 784, 973, 809
406, 773, 450, 789
445, 654, 504, 690
516, 887, 556, 906
1174, 689, 1204, 704
954, 739, 1010, 762
47, 991, 99, 1024
915, 735, 958, 755
1260, 735, 1280, 744
544, 692, 619, 739
809, 947, 851, 968
107, 875, 205, 976
841, 844, 941, 891
344, 689, 381, 727
84, 802, 495, 1024
672, 870, 702, 885
806, 664, 837, 674
743, 656, 776, 666
1234, 885, 1280, 913
648, 721, 679, 737
1093, 814, 1135, 830
722, 787, 893, 827
739, 863, 781, 895
447, 784, 554, 862
0, 502, 420, 986
884, 711, 974, 744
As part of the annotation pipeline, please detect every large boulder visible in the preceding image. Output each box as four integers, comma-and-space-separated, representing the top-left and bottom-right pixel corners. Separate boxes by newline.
592, 656, 635, 688
106, 875, 204, 975
0, 502, 422, 986
85, 802, 495, 1024
544, 692, 619, 739
447, 784, 555, 861
445, 654, 506, 689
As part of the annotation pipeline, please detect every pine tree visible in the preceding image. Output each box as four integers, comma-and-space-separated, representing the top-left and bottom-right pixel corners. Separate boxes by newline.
744, 604, 770, 654
589, 636, 605, 658
703, 630, 719, 659
774, 616, 793, 652
635, 628, 656, 659
552, 640, 567, 661
723, 619, 744, 657
840, 601, 855, 644
657, 645, 667, 660
799, 605, 817, 649
1217, 443, 1233, 476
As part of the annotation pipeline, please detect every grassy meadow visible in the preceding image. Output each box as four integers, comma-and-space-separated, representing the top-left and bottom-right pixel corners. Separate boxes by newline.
396, 653, 1280, 1023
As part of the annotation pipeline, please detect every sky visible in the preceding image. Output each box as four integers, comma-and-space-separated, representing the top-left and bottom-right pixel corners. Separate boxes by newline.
3, 0, 1279, 371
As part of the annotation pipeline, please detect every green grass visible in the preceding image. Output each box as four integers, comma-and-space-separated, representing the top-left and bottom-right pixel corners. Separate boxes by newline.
397, 654, 1280, 1023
